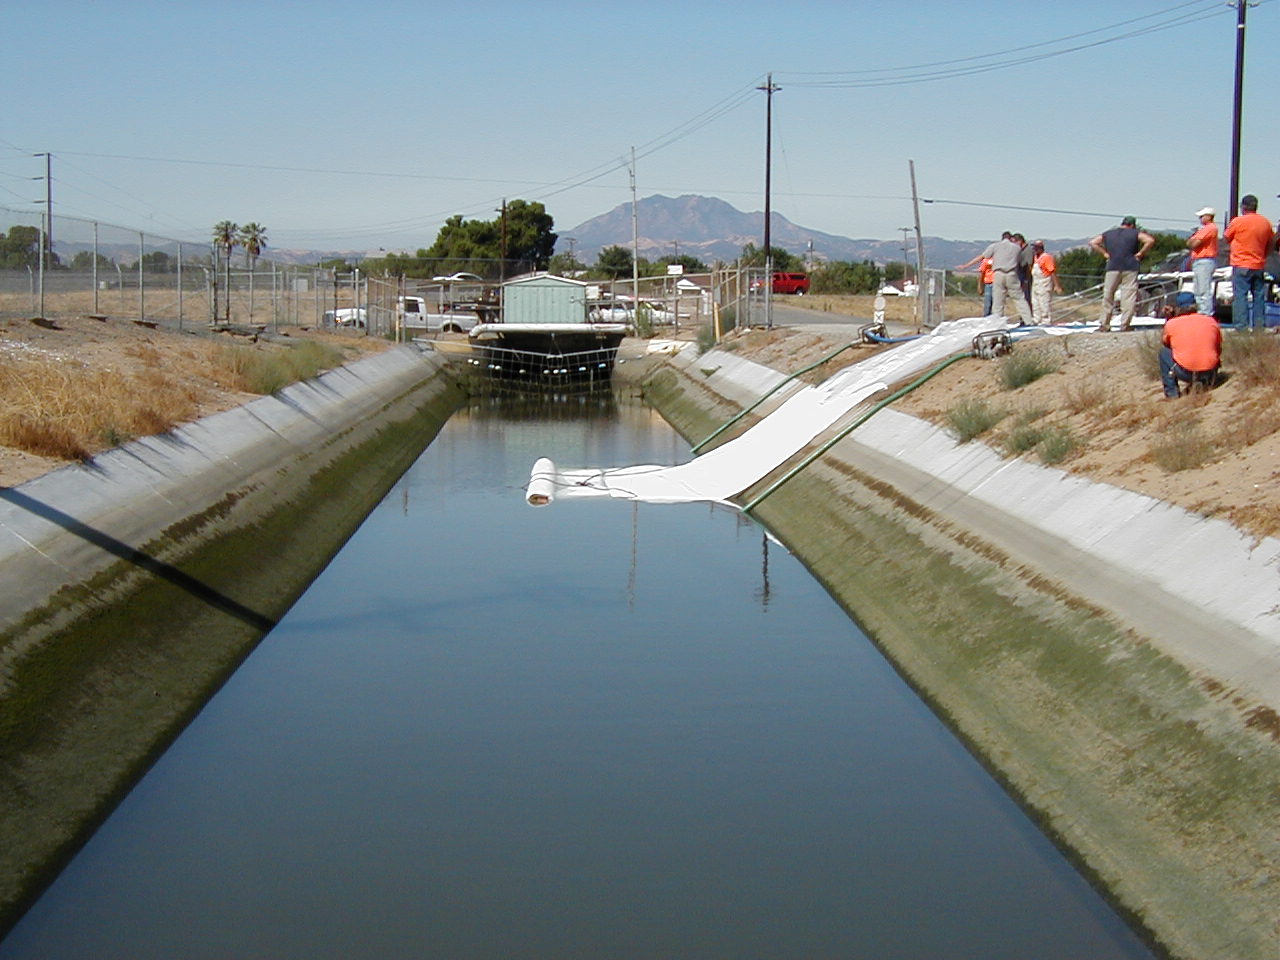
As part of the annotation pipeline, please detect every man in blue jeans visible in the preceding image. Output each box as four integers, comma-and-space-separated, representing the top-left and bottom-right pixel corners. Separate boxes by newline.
1159, 293, 1221, 399
1223, 194, 1274, 329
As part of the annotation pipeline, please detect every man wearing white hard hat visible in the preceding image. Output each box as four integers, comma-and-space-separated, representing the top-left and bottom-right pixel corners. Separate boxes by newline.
1186, 207, 1219, 316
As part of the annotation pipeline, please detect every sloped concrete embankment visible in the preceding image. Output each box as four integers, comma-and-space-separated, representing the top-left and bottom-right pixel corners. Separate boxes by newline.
638, 347, 1280, 960
0, 346, 465, 937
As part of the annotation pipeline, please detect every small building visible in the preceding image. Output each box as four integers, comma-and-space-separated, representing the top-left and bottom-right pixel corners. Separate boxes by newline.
501, 273, 589, 326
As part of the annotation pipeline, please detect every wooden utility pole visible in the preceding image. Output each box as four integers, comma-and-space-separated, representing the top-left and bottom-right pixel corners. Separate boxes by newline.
1227, 1, 1250, 222
758, 74, 780, 328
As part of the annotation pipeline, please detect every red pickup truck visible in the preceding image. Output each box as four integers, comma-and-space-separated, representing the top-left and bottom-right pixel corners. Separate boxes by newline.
770, 272, 810, 295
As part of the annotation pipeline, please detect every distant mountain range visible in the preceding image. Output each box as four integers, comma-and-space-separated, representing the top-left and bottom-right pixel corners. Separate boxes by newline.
45, 194, 1088, 270
560, 194, 1089, 268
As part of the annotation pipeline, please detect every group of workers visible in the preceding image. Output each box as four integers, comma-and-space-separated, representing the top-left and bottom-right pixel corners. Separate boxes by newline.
958, 233, 1062, 326
959, 194, 1279, 398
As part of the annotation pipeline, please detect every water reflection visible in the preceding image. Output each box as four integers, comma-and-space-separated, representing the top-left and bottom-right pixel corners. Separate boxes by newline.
0, 391, 1154, 960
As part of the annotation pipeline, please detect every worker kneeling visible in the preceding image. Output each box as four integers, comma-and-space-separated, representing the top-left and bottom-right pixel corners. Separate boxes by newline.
1160, 292, 1221, 398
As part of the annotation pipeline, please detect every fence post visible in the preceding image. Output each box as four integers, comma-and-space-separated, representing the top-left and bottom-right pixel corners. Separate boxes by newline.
177, 241, 184, 330
138, 231, 145, 321
92, 221, 100, 315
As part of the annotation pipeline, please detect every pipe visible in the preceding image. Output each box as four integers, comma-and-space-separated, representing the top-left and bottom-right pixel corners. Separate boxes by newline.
865, 331, 923, 344
690, 340, 859, 453
741, 350, 972, 515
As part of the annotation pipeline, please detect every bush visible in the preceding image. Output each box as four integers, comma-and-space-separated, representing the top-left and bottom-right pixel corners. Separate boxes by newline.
1004, 423, 1045, 454
1061, 376, 1112, 415
633, 304, 655, 339
1222, 329, 1280, 388
946, 398, 1007, 442
1038, 425, 1079, 464
1151, 421, 1214, 472
1131, 331, 1164, 382
695, 324, 716, 355
998, 349, 1061, 389
213, 340, 345, 395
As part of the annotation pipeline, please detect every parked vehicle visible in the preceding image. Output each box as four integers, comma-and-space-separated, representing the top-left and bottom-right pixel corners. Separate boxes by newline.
323, 307, 367, 329
396, 295, 479, 334
771, 271, 810, 295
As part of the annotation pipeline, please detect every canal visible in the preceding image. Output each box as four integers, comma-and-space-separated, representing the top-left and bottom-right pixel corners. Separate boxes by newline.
0, 392, 1154, 959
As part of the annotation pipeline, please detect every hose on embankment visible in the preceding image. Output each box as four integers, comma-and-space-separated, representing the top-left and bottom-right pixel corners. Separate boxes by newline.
740, 350, 972, 515
690, 340, 860, 454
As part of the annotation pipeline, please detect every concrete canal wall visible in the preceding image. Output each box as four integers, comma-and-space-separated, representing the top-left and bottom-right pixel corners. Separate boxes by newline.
0, 346, 465, 936
637, 346, 1280, 960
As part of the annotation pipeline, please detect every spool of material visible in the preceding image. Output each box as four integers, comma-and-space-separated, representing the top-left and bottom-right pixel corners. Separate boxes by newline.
526, 458, 557, 506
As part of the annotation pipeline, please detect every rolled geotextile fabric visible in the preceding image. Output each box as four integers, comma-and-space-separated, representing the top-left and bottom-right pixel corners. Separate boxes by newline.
526, 457, 557, 506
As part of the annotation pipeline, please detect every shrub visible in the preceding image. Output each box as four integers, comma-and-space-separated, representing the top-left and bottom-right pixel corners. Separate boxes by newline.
946, 398, 1007, 442
1038, 425, 1079, 464
633, 304, 655, 338
1004, 423, 1045, 454
1061, 376, 1112, 415
1131, 332, 1164, 382
998, 349, 1061, 389
695, 324, 716, 355
1151, 421, 1214, 472
1222, 329, 1280, 388
212, 340, 344, 395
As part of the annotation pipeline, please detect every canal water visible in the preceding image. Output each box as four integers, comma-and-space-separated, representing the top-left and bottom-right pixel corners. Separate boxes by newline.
0, 393, 1155, 959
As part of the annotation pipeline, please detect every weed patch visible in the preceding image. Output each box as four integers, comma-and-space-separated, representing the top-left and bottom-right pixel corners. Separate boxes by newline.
1131, 332, 1164, 382
1222, 330, 1280, 388
1151, 421, 1214, 472
946, 398, 1006, 442
1004, 423, 1045, 454
210, 340, 344, 395
998, 349, 1060, 389
1038, 425, 1079, 464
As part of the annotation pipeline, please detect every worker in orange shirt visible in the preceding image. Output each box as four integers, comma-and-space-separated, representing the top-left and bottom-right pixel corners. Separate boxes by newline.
979, 256, 994, 316
1030, 241, 1063, 324
1160, 292, 1221, 398
1223, 194, 1274, 328
1186, 207, 1219, 316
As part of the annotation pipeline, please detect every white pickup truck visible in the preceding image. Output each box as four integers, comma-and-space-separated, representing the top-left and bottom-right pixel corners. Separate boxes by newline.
397, 295, 479, 333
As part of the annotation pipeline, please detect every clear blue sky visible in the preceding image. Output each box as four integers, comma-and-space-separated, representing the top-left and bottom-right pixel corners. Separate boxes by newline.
3, 0, 1275, 254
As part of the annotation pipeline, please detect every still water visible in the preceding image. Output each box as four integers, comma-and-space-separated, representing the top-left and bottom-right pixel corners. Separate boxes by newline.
1, 394, 1154, 959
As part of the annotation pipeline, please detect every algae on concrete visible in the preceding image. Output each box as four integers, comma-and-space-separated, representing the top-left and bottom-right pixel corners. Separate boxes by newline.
0, 369, 465, 938
643, 356, 1280, 960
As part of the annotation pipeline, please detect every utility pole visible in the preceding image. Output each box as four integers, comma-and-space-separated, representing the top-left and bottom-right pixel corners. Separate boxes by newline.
629, 146, 639, 315
758, 73, 780, 328
899, 227, 912, 285
909, 159, 928, 328
1228, 1, 1252, 222
497, 199, 507, 282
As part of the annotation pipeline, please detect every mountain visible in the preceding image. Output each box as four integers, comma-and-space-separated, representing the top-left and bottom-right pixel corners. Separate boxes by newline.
560, 194, 1087, 268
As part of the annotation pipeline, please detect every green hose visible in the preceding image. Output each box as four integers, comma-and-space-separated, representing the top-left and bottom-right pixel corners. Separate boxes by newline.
690, 340, 859, 453
741, 351, 972, 515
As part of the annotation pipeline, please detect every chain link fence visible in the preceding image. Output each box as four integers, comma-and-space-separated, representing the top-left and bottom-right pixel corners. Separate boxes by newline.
0, 206, 355, 334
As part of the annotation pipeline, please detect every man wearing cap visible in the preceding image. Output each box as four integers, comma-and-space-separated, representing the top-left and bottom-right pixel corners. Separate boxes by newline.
1159, 292, 1221, 399
1030, 240, 1063, 324
958, 232, 1032, 325
1186, 207, 1219, 316
1090, 216, 1156, 332
1223, 194, 1274, 329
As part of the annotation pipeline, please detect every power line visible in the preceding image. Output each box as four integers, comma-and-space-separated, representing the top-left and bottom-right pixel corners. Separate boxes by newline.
780, 2, 1226, 88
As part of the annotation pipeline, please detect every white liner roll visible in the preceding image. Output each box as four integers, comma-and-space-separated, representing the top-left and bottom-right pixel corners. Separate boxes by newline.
526, 457, 557, 506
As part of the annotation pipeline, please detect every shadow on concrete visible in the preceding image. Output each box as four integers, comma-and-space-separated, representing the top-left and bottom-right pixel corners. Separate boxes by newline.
0, 488, 277, 633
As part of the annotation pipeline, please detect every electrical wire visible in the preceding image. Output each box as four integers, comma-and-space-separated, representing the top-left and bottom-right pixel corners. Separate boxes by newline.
779, 1, 1227, 88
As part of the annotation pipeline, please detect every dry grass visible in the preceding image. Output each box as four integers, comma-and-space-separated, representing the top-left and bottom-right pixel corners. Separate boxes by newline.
0, 337, 346, 465
0, 357, 202, 461
1150, 420, 1215, 473
1222, 330, 1280, 388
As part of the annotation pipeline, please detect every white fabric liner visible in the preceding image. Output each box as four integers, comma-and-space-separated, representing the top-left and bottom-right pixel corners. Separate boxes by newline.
527, 315, 1006, 507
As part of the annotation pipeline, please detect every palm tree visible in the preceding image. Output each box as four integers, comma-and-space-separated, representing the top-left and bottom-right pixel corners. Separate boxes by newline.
239, 223, 267, 322
212, 221, 238, 323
